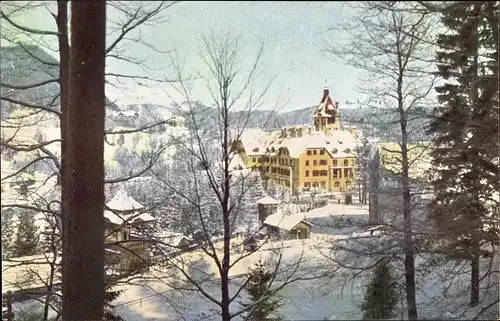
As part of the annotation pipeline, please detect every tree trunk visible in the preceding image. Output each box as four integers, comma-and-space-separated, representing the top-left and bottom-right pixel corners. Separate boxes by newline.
55, 2, 69, 319
401, 132, 418, 320
221, 92, 232, 321
62, 1, 106, 319
470, 250, 480, 306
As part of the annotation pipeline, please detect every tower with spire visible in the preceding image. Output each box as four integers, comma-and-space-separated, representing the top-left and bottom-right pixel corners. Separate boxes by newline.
312, 81, 340, 134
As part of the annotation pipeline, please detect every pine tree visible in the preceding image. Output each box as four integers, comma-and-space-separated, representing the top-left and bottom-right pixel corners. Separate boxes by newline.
103, 285, 124, 320
1, 208, 15, 258
427, 1, 499, 307
241, 260, 283, 321
267, 181, 280, 200
13, 209, 40, 257
234, 172, 266, 231
360, 259, 399, 320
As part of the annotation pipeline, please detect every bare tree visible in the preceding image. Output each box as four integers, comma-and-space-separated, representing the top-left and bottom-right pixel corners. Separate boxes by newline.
326, 2, 437, 319
1, 1, 178, 319
131, 31, 327, 321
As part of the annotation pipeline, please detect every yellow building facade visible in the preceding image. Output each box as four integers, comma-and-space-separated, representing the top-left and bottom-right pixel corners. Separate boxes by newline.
233, 86, 358, 194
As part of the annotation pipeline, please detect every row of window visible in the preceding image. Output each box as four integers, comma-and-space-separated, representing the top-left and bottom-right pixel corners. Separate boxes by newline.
252, 157, 294, 166
305, 170, 329, 177
303, 180, 352, 189
254, 157, 352, 167
270, 167, 291, 176
306, 148, 351, 156
305, 168, 353, 178
306, 149, 326, 156
305, 159, 351, 167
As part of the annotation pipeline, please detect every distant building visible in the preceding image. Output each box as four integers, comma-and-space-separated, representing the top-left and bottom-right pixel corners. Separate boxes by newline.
263, 212, 313, 239
256, 195, 280, 223
232, 85, 359, 194
104, 189, 156, 274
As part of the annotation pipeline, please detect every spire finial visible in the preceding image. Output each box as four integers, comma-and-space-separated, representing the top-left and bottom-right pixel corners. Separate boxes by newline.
324, 78, 328, 89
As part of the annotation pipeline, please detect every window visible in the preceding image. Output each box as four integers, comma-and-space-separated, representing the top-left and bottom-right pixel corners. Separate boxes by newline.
343, 159, 349, 166
332, 169, 339, 178
320, 170, 328, 176
304, 182, 311, 188
320, 149, 325, 155
313, 160, 317, 166
346, 181, 351, 187
307, 150, 312, 155
319, 160, 328, 166
320, 181, 326, 189
312, 182, 319, 188
334, 181, 340, 187
305, 160, 310, 166
313, 150, 317, 155
258, 157, 262, 163
305, 170, 310, 177
252, 157, 256, 163
344, 168, 350, 178
333, 160, 338, 166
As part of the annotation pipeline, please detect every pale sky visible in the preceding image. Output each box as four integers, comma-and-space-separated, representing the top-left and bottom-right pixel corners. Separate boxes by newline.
6, 1, 363, 111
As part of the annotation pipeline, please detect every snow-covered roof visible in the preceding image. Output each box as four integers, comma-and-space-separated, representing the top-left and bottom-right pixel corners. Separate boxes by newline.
2, 253, 61, 293
106, 189, 144, 211
133, 213, 156, 222
264, 212, 313, 231
256, 195, 280, 205
238, 127, 358, 159
313, 86, 337, 118
104, 210, 156, 226
156, 231, 191, 247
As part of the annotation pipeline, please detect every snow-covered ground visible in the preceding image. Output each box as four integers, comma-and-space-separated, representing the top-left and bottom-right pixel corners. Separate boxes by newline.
107, 202, 497, 320
3, 195, 497, 320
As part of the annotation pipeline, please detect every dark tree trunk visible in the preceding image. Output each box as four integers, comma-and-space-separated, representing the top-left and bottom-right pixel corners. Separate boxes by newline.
401, 145, 418, 320
396, 57, 417, 318
61, 1, 106, 319
470, 251, 480, 306
221, 91, 231, 321
56, 2, 69, 320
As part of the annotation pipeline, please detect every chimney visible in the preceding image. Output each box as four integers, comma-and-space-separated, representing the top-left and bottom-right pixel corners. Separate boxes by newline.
335, 101, 340, 108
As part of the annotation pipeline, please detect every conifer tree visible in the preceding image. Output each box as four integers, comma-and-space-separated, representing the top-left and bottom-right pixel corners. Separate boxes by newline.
427, 1, 499, 307
13, 209, 39, 257
241, 259, 283, 321
360, 259, 399, 320
1, 208, 15, 258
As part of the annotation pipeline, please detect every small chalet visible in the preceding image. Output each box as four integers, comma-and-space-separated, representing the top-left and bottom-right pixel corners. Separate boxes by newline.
153, 231, 192, 257
263, 212, 313, 240
104, 189, 156, 274
256, 195, 280, 223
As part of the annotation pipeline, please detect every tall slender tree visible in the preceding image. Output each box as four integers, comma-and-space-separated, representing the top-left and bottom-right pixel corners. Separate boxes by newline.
62, 1, 106, 319
427, 1, 499, 308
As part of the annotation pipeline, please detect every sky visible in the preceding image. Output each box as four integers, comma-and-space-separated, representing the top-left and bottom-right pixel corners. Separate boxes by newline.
7, 1, 363, 112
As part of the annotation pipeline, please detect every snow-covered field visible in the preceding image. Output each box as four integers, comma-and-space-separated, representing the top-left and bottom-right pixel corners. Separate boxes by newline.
6, 200, 497, 320
107, 203, 497, 321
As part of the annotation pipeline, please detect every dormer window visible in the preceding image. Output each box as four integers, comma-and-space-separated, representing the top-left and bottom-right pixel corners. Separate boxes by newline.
344, 148, 351, 153
332, 148, 338, 154
252, 147, 259, 153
